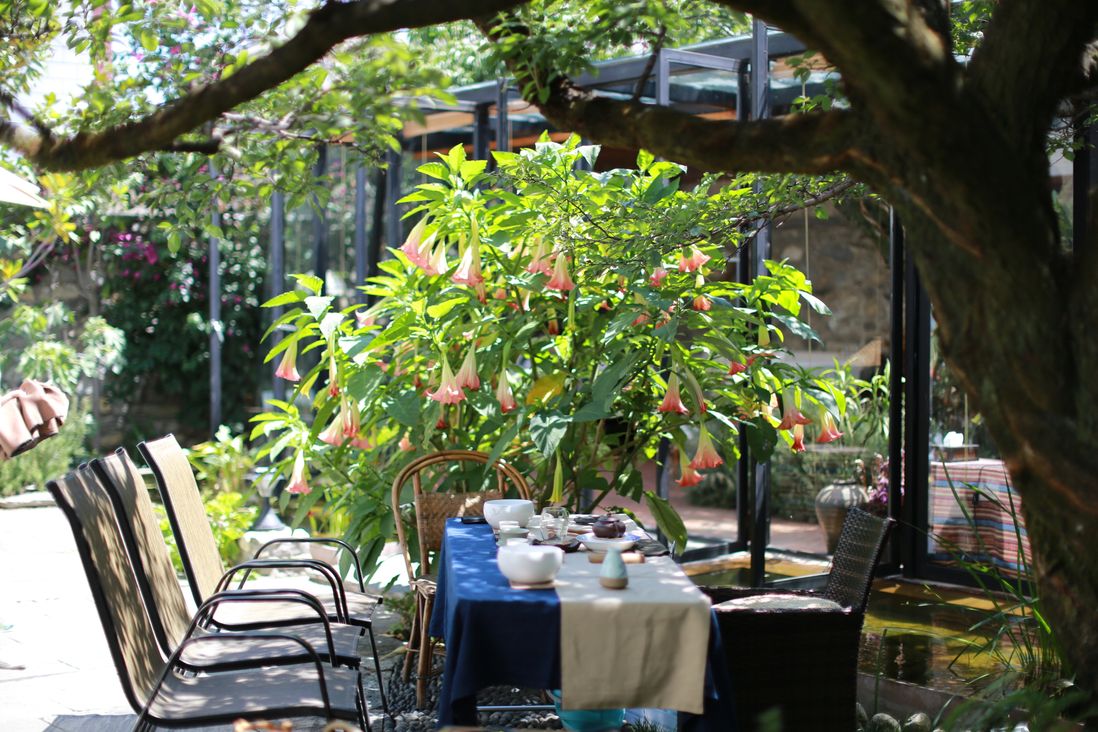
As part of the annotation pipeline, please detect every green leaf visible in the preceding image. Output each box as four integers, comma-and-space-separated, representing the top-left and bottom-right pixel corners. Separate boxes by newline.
291, 273, 324, 294
387, 391, 421, 428
417, 162, 449, 181
771, 312, 820, 344
262, 291, 304, 308
636, 149, 655, 172
800, 291, 832, 316
529, 410, 570, 458
744, 417, 779, 461
426, 297, 465, 319
644, 491, 687, 551
459, 160, 488, 181
138, 27, 158, 52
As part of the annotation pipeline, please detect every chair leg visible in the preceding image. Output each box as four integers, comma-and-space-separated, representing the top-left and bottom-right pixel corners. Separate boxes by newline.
402, 593, 421, 682
368, 624, 391, 721
358, 671, 373, 732
416, 595, 434, 709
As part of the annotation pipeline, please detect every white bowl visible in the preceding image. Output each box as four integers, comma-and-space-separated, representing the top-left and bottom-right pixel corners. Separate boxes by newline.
497, 544, 564, 585
578, 535, 636, 553
483, 499, 535, 529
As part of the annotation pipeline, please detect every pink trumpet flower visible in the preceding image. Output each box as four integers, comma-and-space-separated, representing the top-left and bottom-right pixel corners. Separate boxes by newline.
496, 371, 517, 413
778, 401, 813, 431
690, 422, 724, 470
658, 373, 690, 415
350, 432, 373, 450
817, 413, 844, 444
546, 252, 576, 291
791, 424, 806, 453
422, 236, 447, 276
319, 414, 345, 447
428, 355, 465, 404
728, 360, 747, 375
456, 349, 480, 390
452, 225, 485, 287
678, 449, 703, 487
692, 295, 711, 311
526, 237, 553, 276
275, 341, 300, 382
355, 309, 375, 329
400, 218, 430, 266
287, 451, 310, 494
399, 434, 414, 451
677, 246, 711, 273
649, 267, 669, 287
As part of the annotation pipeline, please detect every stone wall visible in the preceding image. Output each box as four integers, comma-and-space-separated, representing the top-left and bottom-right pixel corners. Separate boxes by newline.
770, 205, 892, 371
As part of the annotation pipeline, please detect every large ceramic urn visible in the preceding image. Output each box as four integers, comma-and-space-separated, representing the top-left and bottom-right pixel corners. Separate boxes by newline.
814, 479, 868, 554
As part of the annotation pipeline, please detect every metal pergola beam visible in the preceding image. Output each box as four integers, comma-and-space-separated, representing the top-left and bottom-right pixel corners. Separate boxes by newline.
269, 190, 286, 403
208, 160, 222, 436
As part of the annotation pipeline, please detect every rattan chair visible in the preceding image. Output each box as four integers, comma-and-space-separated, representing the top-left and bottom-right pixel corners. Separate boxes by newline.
90, 448, 367, 669
46, 467, 369, 730
700, 508, 894, 732
137, 434, 388, 719
390, 450, 531, 708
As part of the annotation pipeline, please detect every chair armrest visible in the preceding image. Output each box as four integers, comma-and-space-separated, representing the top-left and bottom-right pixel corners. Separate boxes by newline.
153, 633, 331, 719
189, 588, 336, 661
216, 559, 348, 623
253, 537, 369, 595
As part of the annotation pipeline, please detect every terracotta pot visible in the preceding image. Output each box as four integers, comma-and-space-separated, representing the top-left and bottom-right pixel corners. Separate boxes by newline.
814, 480, 868, 554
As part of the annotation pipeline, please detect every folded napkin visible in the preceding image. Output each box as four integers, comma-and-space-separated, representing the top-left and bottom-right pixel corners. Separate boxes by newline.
0, 380, 69, 460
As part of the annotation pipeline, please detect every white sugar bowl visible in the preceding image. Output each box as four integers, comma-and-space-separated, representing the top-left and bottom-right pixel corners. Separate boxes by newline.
497, 544, 564, 585
484, 499, 536, 529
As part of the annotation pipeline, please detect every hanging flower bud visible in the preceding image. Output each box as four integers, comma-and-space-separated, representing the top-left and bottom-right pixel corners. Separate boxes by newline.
287, 450, 310, 494
497, 370, 517, 413
791, 424, 806, 453
728, 360, 747, 375
678, 448, 703, 487
275, 341, 300, 382
355, 309, 376, 329
319, 413, 344, 446
399, 434, 414, 451
649, 267, 669, 287
778, 398, 812, 431
427, 354, 465, 404
658, 373, 690, 415
400, 218, 430, 267
526, 236, 553, 276
692, 295, 711, 311
817, 413, 844, 444
677, 245, 711, 273
422, 235, 447, 276
452, 225, 485, 287
546, 251, 576, 291
456, 349, 480, 390
690, 422, 724, 470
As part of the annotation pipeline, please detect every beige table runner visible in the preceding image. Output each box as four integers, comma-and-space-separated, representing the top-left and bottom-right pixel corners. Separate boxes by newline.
555, 550, 711, 712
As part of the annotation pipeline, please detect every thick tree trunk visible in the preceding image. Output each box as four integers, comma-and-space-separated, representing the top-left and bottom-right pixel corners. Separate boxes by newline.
895, 185, 1098, 700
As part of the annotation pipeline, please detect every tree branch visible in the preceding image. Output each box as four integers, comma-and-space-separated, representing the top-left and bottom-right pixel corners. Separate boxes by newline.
6, 0, 530, 171
970, 0, 1098, 151
528, 72, 864, 175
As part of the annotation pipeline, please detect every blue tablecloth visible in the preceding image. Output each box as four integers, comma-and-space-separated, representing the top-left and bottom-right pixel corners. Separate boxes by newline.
429, 519, 736, 730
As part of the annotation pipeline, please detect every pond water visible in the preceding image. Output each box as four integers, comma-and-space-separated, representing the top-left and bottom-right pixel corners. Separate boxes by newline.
690, 572, 1034, 696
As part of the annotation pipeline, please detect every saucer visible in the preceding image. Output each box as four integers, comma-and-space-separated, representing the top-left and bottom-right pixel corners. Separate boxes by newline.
509, 579, 555, 590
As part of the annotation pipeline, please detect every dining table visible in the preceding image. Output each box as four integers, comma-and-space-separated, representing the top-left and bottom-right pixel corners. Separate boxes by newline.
427, 518, 736, 730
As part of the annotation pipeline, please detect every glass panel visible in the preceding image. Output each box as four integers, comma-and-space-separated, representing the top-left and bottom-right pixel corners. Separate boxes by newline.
766, 201, 892, 572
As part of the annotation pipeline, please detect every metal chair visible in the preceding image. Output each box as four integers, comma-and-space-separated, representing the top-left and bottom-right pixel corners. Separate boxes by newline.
390, 450, 530, 708
46, 466, 369, 730
91, 448, 367, 669
137, 433, 389, 720
700, 508, 894, 732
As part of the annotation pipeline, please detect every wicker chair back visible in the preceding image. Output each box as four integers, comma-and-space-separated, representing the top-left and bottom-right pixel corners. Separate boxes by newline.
139, 434, 226, 607
391, 450, 530, 581
822, 508, 894, 612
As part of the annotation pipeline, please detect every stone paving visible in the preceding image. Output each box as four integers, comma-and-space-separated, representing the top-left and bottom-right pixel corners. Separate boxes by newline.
0, 504, 408, 731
